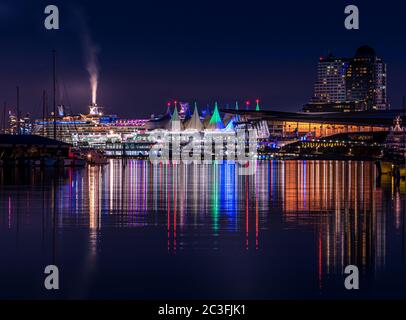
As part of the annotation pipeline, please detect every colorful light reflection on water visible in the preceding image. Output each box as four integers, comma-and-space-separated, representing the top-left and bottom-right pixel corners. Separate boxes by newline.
0, 160, 405, 299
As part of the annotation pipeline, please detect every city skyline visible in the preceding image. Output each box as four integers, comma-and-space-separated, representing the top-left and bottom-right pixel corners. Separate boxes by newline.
0, 0, 405, 118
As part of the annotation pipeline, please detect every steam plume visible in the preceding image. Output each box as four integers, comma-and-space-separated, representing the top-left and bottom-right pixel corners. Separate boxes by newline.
74, 7, 100, 105
83, 31, 99, 105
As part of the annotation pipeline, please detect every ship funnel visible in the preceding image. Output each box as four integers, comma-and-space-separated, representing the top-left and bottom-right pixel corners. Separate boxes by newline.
89, 102, 103, 116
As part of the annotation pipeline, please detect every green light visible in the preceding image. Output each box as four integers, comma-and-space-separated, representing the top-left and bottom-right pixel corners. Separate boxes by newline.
209, 102, 222, 125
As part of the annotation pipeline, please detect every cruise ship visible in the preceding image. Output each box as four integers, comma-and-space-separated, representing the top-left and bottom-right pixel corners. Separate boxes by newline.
33, 103, 150, 147
32, 103, 157, 158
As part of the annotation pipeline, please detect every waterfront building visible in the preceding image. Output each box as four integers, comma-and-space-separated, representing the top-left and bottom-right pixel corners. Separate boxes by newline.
222, 108, 403, 141
30, 99, 405, 158
385, 115, 406, 159
7, 111, 32, 135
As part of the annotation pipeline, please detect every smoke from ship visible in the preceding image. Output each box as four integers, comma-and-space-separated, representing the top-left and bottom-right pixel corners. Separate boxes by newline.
73, 7, 100, 108
83, 31, 99, 106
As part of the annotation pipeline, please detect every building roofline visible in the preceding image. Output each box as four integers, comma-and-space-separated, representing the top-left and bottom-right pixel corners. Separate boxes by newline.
220, 109, 406, 127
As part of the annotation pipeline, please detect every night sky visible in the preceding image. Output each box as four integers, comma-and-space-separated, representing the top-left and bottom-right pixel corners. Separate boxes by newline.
0, 0, 405, 118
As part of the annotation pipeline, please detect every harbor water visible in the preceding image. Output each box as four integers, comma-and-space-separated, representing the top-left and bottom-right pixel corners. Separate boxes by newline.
0, 160, 405, 299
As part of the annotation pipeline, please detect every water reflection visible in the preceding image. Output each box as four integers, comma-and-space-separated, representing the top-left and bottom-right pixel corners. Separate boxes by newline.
0, 160, 405, 298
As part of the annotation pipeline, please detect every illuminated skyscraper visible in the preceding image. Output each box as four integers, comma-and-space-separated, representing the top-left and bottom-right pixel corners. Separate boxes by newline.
304, 46, 389, 112
346, 45, 388, 110
312, 54, 349, 104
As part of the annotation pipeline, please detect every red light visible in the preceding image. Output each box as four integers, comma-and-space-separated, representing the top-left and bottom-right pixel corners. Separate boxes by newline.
174, 100, 177, 105
245, 100, 250, 106
256, 99, 260, 104
167, 102, 171, 107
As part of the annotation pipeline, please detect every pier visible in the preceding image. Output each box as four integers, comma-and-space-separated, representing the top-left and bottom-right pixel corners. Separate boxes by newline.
0, 134, 70, 166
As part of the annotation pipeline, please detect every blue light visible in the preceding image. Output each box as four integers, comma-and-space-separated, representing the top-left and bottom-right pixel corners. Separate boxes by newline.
37, 121, 87, 125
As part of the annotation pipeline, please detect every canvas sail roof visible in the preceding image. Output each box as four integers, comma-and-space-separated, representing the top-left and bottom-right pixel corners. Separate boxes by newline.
205, 102, 224, 130
167, 106, 182, 131
184, 104, 203, 131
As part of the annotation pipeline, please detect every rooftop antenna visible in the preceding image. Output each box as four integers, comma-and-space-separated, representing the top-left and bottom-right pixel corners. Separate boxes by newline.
16, 86, 20, 135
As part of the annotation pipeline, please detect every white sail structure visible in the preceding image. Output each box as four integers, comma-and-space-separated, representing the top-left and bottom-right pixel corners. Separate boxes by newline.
184, 105, 203, 131
167, 106, 182, 131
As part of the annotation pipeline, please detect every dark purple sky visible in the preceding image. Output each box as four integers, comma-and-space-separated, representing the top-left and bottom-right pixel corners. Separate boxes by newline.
0, 0, 405, 118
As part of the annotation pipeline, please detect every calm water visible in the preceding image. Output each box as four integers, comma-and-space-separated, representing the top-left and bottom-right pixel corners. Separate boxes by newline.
0, 160, 405, 299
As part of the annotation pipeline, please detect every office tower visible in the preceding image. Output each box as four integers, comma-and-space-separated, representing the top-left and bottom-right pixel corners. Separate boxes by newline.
304, 45, 389, 112
312, 54, 348, 104
346, 45, 388, 110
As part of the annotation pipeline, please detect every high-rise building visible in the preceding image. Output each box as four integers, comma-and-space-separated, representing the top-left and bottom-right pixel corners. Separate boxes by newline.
311, 54, 349, 104
346, 45, 388, 110
304, 46, 389, 112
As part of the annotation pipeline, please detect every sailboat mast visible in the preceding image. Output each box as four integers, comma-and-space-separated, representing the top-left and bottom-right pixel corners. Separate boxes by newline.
53, 49, 57, 140
16, 86, 20, 135
42, 90, 46, 137
2, 101, 6, 134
